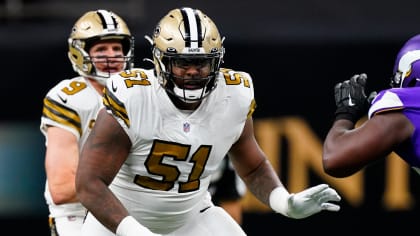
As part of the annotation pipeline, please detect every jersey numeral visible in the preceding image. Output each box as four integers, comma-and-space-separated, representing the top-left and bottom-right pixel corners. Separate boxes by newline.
119, 69, 151, 87
118, 68, 250, 89
134, 140, 211, 193
221, 68, 250, 87
61, 81, 87, 95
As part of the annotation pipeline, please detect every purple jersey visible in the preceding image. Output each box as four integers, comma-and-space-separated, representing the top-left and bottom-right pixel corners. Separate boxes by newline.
368, 87, 420, 167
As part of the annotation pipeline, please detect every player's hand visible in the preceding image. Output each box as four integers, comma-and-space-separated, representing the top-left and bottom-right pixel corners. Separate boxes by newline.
334, 73, 377, 123
269, 184, 341, 219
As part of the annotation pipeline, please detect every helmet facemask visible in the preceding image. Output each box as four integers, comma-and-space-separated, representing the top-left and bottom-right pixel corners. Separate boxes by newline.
154, 48, 223, 103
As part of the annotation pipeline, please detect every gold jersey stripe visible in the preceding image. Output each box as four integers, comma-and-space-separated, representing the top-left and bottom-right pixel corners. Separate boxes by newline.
103, 87, 130, 127
247, 98, 256, 119
42, 97, 82, 136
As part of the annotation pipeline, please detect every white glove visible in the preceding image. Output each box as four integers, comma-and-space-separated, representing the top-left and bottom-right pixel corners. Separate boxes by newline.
116, 216, 162, 236
269, 184, 341, 219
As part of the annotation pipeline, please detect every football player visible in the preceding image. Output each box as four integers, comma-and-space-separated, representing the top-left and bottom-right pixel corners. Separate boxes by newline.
76, 7, 341, 236
40, 9, 134, 236
323, 34, 420, 177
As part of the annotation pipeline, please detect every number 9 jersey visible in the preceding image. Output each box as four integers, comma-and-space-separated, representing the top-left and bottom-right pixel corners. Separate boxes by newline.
40, 76, 102, 219
102, 67, 256, 233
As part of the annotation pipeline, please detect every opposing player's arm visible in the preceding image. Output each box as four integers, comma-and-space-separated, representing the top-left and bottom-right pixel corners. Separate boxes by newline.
323, 112, 413, 177
323, 74, 413, 177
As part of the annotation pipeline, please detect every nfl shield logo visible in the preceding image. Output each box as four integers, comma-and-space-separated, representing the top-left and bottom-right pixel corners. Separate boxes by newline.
183, 122, 190, 133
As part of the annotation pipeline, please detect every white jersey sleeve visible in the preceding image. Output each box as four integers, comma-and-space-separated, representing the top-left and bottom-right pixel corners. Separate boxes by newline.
40, 76, 103, 145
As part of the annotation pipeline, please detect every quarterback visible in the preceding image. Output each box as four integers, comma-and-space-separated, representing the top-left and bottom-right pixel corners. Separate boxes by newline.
40, 9, 134, 236
76, 7, 341, 236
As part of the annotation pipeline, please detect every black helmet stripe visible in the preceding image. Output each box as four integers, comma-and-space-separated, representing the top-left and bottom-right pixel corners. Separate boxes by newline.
96, 10, 117, 30
180, 7, 202, 48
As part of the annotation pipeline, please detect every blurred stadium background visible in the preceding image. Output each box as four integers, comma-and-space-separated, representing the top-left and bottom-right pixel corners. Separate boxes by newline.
1, 0, 419, 234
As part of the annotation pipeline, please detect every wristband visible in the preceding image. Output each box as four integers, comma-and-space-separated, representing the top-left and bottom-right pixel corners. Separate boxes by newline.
334, 106, 360, 123
269, 187, 290, 217
116, 216, 159, 236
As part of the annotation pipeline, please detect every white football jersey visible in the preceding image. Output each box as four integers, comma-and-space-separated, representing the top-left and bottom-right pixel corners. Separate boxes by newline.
40, 76, 103, 217
103, 68, 255, 234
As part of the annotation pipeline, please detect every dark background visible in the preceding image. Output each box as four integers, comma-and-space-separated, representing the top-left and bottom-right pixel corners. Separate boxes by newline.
1, 0, 419, 235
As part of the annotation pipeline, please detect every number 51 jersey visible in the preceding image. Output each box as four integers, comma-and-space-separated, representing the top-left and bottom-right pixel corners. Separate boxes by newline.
103, 67, 255, 233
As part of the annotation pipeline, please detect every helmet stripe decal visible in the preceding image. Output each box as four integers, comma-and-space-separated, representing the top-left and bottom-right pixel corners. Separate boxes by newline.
397, 50, 420, 87
194, 11, 203, 48
181, 8, 202, 49
97, 10, 117, 30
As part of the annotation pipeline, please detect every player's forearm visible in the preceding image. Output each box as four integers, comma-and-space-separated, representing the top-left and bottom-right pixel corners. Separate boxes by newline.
240, 159, 283, 205
323, 120, 362, 177
77, 181, 128, 233
49, 181, 78, 204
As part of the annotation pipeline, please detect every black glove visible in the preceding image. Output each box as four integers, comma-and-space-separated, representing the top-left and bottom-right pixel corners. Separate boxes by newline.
334, 73, 377, 123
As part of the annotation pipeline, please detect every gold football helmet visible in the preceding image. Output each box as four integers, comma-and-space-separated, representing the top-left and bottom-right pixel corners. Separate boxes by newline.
150, 7, 225, 103
68, 9, 134, 85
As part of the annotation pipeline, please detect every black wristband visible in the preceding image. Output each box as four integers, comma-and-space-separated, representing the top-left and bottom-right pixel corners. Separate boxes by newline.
334, 106, 360, 123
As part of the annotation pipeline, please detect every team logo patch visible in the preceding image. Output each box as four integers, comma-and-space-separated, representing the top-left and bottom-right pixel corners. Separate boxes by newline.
183, 122, 190, 133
